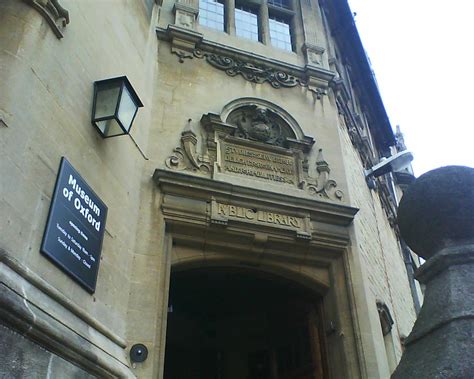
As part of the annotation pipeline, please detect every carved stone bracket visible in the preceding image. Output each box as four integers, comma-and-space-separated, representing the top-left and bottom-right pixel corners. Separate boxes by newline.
303, 43, 326, 67
23, 0, 69, 39
165, 103, 344, 202
157, 25, 204, 63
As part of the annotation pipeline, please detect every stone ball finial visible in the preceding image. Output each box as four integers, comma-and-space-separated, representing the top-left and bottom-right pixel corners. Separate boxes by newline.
397, 165, 474, 259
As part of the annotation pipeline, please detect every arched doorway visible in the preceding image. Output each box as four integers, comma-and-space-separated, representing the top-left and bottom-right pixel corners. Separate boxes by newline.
163, 267, 327, 379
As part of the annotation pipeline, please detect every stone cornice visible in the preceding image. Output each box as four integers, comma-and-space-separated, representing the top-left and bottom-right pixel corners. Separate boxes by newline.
156, 25, 336, 94
153, 169, 358, 227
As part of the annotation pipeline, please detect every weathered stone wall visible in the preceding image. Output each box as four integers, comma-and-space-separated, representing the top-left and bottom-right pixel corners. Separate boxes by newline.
337, 108, 418, 377
0, 0, 158, 376
0, 324, 95, 379
126, 40, 352, 377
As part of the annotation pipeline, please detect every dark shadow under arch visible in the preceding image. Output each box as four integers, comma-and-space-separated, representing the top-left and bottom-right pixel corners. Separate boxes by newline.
164, 264, 329, 379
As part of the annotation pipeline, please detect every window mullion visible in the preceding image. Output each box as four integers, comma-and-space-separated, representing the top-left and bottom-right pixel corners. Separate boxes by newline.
260, 0, 270, 45
226, 0, 236, 35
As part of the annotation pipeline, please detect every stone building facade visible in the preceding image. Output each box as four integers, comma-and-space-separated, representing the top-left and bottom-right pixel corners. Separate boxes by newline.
0, 0, 421, 378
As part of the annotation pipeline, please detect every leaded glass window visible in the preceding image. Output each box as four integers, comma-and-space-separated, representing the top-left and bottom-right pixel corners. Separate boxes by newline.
269, 17, 292, 51
235, 7, 259, 41
197, 0, 296, 51
268, 0, 291, 10
199, 0, 225, 31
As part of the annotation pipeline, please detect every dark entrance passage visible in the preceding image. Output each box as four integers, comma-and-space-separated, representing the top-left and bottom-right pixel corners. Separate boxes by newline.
164, 268, 327, 379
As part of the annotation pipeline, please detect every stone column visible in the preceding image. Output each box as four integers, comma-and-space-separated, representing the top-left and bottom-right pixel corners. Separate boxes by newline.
225, 0, 236, 35
392, 166, 474, 379
260, 0, 270, 45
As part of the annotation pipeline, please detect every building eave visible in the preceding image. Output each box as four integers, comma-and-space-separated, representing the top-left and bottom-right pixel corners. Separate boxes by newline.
321, 0, 396, 150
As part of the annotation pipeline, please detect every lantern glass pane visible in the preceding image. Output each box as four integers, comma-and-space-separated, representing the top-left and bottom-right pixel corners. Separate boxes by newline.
96, 118, 124, 137
117, 86, 137, 132
94, 85, 121, 119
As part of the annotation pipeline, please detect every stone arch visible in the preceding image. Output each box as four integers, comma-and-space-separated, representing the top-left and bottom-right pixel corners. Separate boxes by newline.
171, 254, 330, 296
165, 253, 332, 379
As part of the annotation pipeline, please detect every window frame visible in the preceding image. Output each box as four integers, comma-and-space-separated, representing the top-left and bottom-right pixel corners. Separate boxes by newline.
197, 0, 298, 53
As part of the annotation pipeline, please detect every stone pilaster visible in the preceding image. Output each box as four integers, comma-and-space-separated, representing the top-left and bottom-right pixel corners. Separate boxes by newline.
298, 0, 328, 69
173, 0, 199, 29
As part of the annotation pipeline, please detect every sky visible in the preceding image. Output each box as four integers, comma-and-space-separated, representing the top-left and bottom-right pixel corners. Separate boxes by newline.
348, 0, 474, 176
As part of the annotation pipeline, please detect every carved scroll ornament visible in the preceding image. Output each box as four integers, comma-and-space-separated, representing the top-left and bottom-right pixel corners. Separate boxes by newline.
303, 149, 343, 200
165, 120, 212, 173
193, 51, 326, 97
195, 52, 304, 89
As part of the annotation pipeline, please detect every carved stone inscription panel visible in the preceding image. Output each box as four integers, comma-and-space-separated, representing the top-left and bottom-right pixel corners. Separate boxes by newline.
210, 199, 312, 239
222, 141, 297, 186
216, 203, 303, 228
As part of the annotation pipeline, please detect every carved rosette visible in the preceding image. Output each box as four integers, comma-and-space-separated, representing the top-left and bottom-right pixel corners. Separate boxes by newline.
165, 104, 344, 201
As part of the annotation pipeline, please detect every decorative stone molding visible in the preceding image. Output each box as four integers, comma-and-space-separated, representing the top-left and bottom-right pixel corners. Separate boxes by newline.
173, 0, 199, 30
303, 43, 326, 67
195, 51, 307, 89
165, 120, 212, 173
302, 149, 344, 200
165, 100, 344, 201
156, 26, 335, 96
23, 0, 69, 39
160, 25, 204, 63
153, 169, 358, 248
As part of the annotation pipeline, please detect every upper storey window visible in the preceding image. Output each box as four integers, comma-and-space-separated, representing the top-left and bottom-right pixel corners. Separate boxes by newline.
199, 0, 225, 32
268, 0, 291, 10
235, 6, 260, 41
269, 17, 292, 51
198, 0, 296, 52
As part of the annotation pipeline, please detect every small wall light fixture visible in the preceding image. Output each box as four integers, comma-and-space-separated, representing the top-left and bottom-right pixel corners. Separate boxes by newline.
91, 76, 143, 138
365, 150, 414, 179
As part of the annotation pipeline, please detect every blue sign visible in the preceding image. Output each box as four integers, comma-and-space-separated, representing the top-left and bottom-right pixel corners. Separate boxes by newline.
41, 157, 108, 293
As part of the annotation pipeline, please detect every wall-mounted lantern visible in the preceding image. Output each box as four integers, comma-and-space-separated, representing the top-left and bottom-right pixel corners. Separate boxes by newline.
91, 76, 143, 138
